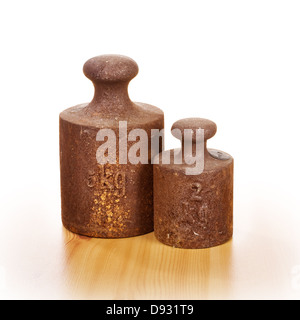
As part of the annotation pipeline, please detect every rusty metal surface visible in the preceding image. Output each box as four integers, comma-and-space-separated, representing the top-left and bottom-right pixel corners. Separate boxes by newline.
60, 55, 164, 238
153, 118, 233, 249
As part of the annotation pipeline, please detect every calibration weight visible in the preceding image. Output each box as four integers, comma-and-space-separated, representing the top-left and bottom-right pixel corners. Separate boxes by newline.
153, 118, 233, 248
60, 55, 164, 238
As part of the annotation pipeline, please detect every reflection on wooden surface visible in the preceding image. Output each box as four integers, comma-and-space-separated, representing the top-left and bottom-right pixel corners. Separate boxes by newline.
62, 229, 233, 299
1, 182, 300, 299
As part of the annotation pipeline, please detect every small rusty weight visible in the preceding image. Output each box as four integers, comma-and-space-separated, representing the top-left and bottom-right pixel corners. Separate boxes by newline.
60, 54, 164, 238
153, 118, 233, 248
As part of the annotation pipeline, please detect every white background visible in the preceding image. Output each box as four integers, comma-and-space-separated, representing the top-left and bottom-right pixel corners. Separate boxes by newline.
0, 0, 300, 299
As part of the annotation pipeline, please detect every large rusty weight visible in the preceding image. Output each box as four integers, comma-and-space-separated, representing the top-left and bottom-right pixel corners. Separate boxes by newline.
153, 118, 233, 249
60, 55, 164, 238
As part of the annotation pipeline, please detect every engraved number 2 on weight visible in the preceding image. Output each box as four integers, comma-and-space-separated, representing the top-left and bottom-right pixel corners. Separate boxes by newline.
182, 182, 208, 229
191, 182, 202, 201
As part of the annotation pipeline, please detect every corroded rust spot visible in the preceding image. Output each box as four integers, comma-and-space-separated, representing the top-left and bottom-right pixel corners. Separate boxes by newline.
88, 164, 129, 235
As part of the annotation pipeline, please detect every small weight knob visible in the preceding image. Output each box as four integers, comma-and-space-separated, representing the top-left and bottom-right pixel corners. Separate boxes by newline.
170, 118, 217, 161
171, 117, 217, 143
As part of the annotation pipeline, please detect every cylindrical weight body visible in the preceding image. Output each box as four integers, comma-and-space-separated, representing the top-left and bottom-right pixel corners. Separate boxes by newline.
153, 150, 233, 248
60, 55, 164, 238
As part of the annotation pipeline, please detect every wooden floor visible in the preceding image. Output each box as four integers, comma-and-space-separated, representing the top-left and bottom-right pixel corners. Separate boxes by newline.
1, 178, 300, 300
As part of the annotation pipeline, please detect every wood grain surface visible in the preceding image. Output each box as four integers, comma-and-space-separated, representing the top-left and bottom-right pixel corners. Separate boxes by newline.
1, 179, 300, 300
